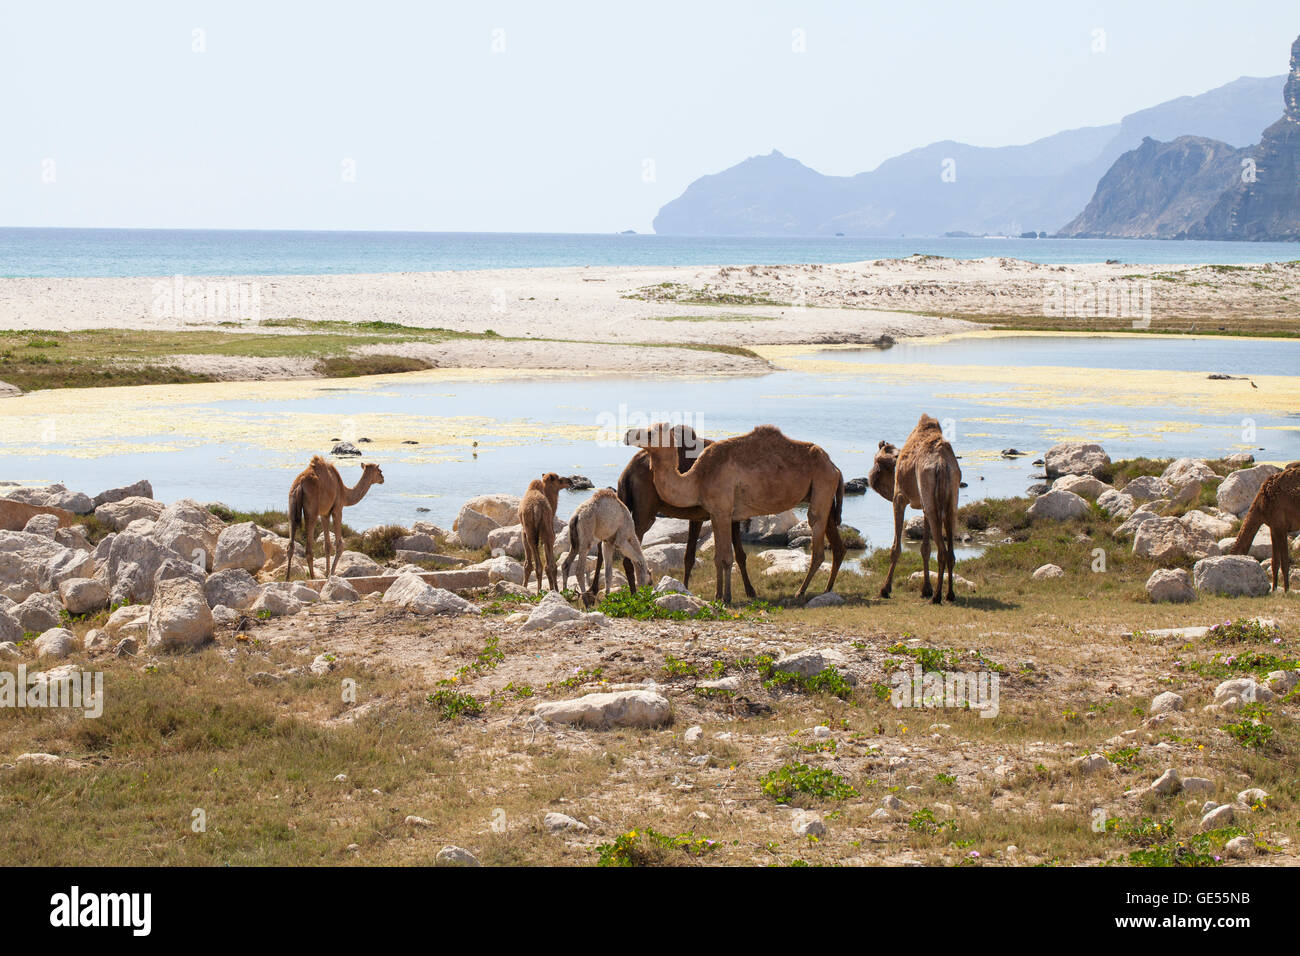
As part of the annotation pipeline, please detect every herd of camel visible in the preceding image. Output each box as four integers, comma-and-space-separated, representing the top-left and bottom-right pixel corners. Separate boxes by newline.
285, 413, 967, 605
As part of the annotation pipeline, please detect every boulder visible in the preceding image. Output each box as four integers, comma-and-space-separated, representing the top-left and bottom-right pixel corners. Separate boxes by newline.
1180, 509, 1236, 540
248, 586, 303, 618
33, 627, 77, 659
533, 690, 672, 729
146, 578, 214, 651
456, 494, 522, 529
741, 510, 801, 544
1123, 475, 1172, 502
1146, 568, 1196, 603
92, 479, 154, 508
1149, 691, 1185, 715
1213, 677, 1275, 706
1132, 517, 1219, 562
5, 483, 93, 514
478, 554, 525, 585
1032, 563, 1064, 581
152, 498, 225, 570
1051, 474, 1110, 500
213, 522, 276, 573
332, 550, 384, 578
1193, 555, 1270, 597
103, 604, 149, 639
54, 525, 92, 552
0, 608, 21, 645
522, 591, 582, 631
772, 647, 855, 682
487, 524, 525, 559
804, 591, 844, 608
58, 577, 109, 615
654, 592, 706, 614
758, 549, 830, 579
22, 514, 60, 538
0, 531, 78, 601
1113, 505, 1162, 539
642, 543, 687, 579
41, 547, 96, 592
320, 576, 360, 602
1217, 464, 1282, 517
394, 532, 440, 553
204, 568, 260, 610
105, 532, 186, 603
1224, 525, 1272, 561
909, 570, 976, 592
1044, 442, 1111, 479
643, 518, 698, 547
1026, 489, 1090, 521
1162, 458, 1216, 488
93, 495, 165, 531
14, 592, 62, 633
382, 573, 480, 615
450, 507, 500, 550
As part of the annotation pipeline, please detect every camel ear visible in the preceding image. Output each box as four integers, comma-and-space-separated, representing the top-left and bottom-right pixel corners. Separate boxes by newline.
878, 440, 887, 449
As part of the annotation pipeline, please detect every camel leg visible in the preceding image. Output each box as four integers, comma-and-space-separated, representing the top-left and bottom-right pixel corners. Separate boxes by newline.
521, 530, 535, 592
303, 514, 317, 580
944, 502, 958, 602
319, 516, 331, 583
602, 540, 615, 597
681, 520, 703, 590
919, 515, 934, 600
330, 509, 344, 577
617, 529, 650, 592
795, 507, 827, 601
574, 533, 589, 598
711, 513, 734, 604
880, 497, 906, 599
1271, 531, 1281, 592
543, 529, 559, 593
1281, 527, 1292, 593
732, 522, 756, 600
824, 520, 846, 594
590, 542, 605, 600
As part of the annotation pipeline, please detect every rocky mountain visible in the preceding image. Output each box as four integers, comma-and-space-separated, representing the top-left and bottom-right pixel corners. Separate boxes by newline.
652, 74, 1284, 237
1058, 136, 1252, 238
1188, 35, 1300, 240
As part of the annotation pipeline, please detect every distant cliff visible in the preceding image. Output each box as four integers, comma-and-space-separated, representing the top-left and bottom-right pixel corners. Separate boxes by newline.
1057, 136, 1251, 238
1188, 35, 1300, 240
652, 74, 1284, 237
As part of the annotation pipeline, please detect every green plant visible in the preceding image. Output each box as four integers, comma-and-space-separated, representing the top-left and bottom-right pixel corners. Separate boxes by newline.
594, 827, 716, 866
426, 689, 483, 720
759, 763, 857, 804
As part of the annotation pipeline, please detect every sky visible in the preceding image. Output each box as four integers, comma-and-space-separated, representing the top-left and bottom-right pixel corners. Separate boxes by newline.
3, 1, 1296, 233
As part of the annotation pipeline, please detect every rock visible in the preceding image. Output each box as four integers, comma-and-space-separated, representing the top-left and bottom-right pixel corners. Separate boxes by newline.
92, 479, 153, 508
382, 573, 480, 615
791, 811, 826, 838
1238, 787, 1269, 806
58, 577, 109, 615
54, 525, 92, 552
393, 533, 436, 553
1266, 669, 1299, 694
653, 576, 689, 594
1133, 517, 1218, 562
643, 519, 697, 548
1193, 555, 1270, 597
320, 576, 361, 602
566, 475, 593, 490
103, 604, 149, 639
1200, 804, 1235, 831
146, 577, 214, 651
741, 510, 801, 544
1182, 777, 1214, 795
881, 795, 905, 811
804, 591, 844, 608
544, 812, 589, 834
22, 514, 60, 538
5, 483, 93, 514
1051, 474, 1111, 500
331, 441, 361, 456
1213, 677, 1275, 706
1026, 489, 1090, 521
204, 568, 259, 610
114, 636, 139, 656
476, 555, 524, 586
33, 627, 76, 659
105, 532, 186, 603
152, 498, 225, 571
697, 675, 740, 693
1032, 563, 1064, 581
248, 586, 303, 618
14, 592, 62, 633
533, 690, 672, 729
758, 548, 830, 579
310, 653, 335, 676
1224, 835, 1255, 859
332, 550, 384, 578
904, 513, 927, 540
1146, 568, 1196, 604
93, 496, 165, 531
1150, 769, 1182, 795
642, 543, 688, 579
0, 531, 77, 601
434, 846, 481, 867
1113, 506, 1162, 539
1226, 524, 1273, 561
1162, 458, 1217, 488
654, 592, 706, 614
1180, 509, 1236, 540
1149, 691, 1185, 715
214, 522, 276, 573
844, 477, 868, 494
771, 647, 855, 682
1073, 753, 1112, 774
153, 557, 206, 592
451, 507, 500, 550
1044, 442, 1111, 479
1123, 475, 1173, 501
486, 524, 525, 559
1216, 464, 1282, 516
0, 640, 21, 660
211, 605, 240, 627
522, 591, 582, 631
683, 725, 703, 743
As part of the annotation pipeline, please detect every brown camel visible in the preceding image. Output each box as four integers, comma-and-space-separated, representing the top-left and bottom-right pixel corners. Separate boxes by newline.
519, 472, 573, 593
1229, 461, 1300, 592
868, 414, 961, 604
587, 425, 755, 600
624, 423, 845, 604
286, 456, 385, 580
0, 499, 78, 532
561, 488, 651, 603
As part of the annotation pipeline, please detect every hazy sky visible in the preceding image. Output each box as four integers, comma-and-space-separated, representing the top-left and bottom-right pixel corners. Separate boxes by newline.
4, 1, 1296, 232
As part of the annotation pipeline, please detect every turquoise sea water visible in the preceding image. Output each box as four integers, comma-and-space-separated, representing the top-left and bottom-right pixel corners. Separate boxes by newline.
2, 228, 1296, 277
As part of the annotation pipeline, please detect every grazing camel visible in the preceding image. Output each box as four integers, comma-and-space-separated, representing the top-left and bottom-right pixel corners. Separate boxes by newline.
1229, 462, 1300, 592
519, 472, 573, 593
624, 423, 845, 604
869, 414, 961, 604
587, 425, 755, 601
0, 499, 77, 532
286, 456, 385, 580
560, 488, 651, 603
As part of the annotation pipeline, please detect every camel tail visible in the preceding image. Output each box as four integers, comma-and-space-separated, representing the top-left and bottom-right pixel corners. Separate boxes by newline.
1229, 496, 1267, 556
831, 473, 844, 528
286, 481, 306, 580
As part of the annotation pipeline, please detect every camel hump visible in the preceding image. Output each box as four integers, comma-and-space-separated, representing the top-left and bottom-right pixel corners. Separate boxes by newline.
591, 487, 619, 501
751, 424, 785, 438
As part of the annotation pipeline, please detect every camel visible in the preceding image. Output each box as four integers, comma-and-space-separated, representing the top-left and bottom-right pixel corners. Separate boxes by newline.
519, 472, 573, 593
624, 423, 845, 604
1229, 461, 1300, 592
286, 456, 385, 580
587, 425, 755, 601
869, 414, 961, 604
0, 499, 78, 532
560, 488, 651, 603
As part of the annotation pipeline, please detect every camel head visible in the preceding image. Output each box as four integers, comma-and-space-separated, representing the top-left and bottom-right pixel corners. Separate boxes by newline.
540, 472, 573, 495
868, 440, 898, 501
623, 422, 681, 451
361, 462, 385, 485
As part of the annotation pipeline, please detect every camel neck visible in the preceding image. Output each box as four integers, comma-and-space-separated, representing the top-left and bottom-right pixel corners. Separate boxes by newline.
647, 447, 699, 506
343, 474, 374, 506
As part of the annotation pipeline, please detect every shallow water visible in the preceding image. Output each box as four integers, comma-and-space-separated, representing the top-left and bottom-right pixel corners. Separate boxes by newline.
2, 334, 1296, 557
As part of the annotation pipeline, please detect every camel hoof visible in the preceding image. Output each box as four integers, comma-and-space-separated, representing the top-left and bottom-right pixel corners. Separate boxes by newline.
879, 588, 891, 599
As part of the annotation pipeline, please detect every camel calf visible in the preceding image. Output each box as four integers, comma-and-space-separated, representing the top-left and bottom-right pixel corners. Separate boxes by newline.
869, 414, 961, 604
519, 472, 573, 593
561, 488, 651, 604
